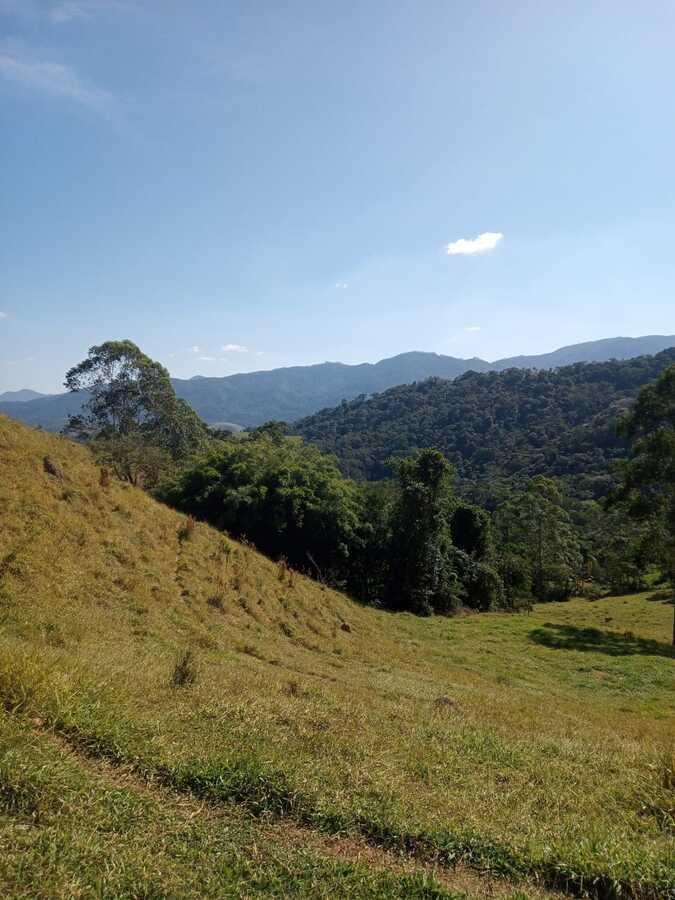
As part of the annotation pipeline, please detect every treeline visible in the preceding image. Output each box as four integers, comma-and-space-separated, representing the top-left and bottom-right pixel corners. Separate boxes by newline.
59, 341, 673, 617
160, 429, 660, 612
292, 349, 675, 499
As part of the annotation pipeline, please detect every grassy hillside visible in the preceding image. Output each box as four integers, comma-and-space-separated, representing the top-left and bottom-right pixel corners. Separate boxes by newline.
0, 415, 673, 898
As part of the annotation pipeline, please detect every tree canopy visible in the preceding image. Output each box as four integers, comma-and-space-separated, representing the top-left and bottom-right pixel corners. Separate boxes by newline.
293, 350, 675, 499
615, 364, 675, 642
64, 340, 207, 483
159, 431, 364, 581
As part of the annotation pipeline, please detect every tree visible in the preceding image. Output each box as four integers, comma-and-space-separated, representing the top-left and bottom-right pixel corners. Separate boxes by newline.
64, 340, 207, 484
616, 364, 675, 643
451, 504, 491, 559
160, 432, 363, 581
385, 449, 459, 615
495, 477, 581, 602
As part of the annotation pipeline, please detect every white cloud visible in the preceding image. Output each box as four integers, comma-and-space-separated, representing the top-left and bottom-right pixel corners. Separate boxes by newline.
0, 312, 7, 319
222, 343, 248, 353
198, 356, 216, 362
334, 282, 348, 289
464, 325, 481, 333
446, 232, 503, 256
189, 345, 201, 353
0, 48, 111, 109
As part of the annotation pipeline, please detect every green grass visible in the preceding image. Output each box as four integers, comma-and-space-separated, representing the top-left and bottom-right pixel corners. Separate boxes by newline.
0, 415, 673, 898
0, 714, 469, 899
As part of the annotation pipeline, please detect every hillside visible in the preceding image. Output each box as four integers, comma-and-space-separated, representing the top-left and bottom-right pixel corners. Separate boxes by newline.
2, 335, 674, 431
293, 349, 675, 491
1, 415, 674, 898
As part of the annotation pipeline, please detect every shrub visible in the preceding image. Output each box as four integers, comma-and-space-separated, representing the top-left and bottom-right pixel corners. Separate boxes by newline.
177, 515, 196, 543
538, 565, 576, 602
580, 582, 604, 600
171, 650, 197, 687
207, 594, 225, 611
463, 561, 505, 611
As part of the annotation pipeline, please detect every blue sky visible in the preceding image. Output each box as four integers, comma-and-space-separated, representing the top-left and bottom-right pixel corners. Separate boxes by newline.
1, 1, 674, 391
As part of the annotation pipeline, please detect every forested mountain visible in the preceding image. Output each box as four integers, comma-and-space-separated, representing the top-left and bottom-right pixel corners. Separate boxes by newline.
0, 352, 487, 430
172, 351, 490, 425
293, 349, 675, 497
1, 335, 673, 430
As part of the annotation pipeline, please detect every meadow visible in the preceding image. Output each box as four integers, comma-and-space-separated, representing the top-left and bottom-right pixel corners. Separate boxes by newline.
0, 415, 673, 898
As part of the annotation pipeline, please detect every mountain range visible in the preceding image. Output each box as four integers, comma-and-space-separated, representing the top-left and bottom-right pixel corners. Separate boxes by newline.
1, 334, 673, 431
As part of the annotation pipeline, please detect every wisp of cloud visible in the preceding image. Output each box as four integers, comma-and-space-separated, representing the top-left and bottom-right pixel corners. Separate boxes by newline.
446, 232, 503, 256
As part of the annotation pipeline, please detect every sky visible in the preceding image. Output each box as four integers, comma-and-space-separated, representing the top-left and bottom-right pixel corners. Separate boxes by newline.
1, 0, 675, 392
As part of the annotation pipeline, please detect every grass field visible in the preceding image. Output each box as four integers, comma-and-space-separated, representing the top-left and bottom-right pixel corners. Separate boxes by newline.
0, 415, 673, 898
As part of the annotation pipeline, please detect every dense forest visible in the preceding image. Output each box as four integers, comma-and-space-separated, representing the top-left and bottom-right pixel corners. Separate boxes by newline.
293, 349, 675, 499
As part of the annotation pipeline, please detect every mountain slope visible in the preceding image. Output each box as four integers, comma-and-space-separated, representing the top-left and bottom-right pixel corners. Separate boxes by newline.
1, 415, 673, 897
0, 389, 87, 430
2, 335, 673, 430
293, 349, 675, 490
0, 389, 48, 403
171, 352, 492, 426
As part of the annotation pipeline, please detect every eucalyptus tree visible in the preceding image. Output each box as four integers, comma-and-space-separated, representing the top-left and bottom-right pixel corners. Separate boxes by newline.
64, 340, 207, 484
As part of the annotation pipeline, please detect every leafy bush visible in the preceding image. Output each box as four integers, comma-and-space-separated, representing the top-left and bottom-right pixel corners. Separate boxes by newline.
461, 560, 505, 611
159, 432, 364, 583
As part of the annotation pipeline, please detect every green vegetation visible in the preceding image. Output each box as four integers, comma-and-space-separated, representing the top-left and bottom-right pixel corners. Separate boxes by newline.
64, 340, 208, 486
494, 477, 581, 603
293, 349, 675, 495
160, 427, 363, 582
0, 715, 469, 899
1, 415, 673, 898
385, 449, 462, 614
616, 363, 675, 642
160, 429, 657, 611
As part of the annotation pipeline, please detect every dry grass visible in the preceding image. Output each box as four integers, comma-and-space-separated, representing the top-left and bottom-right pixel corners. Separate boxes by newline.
0, 415, 673, 898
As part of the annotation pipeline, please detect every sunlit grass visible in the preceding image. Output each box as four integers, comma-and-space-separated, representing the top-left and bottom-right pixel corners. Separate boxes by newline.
0, 415, 673, 897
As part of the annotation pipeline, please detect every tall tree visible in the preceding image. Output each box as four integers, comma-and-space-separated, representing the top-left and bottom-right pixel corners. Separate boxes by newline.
385, 449, 459, 615
616, 364, 675, 644
496, 477, 581, 601
64, 340, 207, 483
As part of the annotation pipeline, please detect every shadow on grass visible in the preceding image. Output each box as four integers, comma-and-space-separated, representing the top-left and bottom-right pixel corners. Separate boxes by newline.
529, 623, 675, 659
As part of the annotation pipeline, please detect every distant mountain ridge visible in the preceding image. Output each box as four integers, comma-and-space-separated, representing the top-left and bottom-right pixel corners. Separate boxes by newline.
491, 335, 675, 370
0, 389, 48, 403
1, 334, 673, 430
